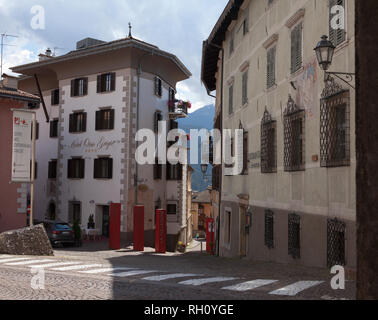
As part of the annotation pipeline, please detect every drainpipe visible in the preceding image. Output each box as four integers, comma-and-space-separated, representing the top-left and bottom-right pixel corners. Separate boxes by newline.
205, 41, 224, 257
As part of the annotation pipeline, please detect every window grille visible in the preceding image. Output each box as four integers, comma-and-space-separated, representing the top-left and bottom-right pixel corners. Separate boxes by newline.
290, 23, 302, 74
288, 213, 301, 259
327, 218, 346, 268
261, 108, 277, 173
320, 78, 350, 167
265, 210, 274, 249
242, 71, 248, 105
267, 46, 276, 88
284, 95, 305, 172
229, 85, 234, 114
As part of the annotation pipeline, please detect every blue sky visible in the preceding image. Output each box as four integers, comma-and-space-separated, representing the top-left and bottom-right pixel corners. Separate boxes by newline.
0, 0, 228, 112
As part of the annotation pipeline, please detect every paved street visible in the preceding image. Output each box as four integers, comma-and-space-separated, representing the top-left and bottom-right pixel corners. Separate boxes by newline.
0, 242, 355, 300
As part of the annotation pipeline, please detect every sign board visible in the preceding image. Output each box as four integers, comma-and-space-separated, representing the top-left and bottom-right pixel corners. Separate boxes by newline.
11, 110, 33, 182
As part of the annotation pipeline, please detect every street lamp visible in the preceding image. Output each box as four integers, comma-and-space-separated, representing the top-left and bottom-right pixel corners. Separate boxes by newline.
314, 35, 355, 89
201, 163, 208, 175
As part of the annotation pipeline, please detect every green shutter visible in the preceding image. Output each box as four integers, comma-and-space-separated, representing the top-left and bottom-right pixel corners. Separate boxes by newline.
111, 73, 116, 91
97, 75, 102, 93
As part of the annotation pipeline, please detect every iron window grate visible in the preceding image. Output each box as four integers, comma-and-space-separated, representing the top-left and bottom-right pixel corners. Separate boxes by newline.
320, 79, 350, 168
265, 210, 274, 249
327, 218, 346, 268
288, 213, 301, 259
284, 95, 305, 172
261, 108, 277, 173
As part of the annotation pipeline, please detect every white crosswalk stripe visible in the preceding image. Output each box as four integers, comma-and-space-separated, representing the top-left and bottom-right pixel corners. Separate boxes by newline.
5, 259, 54, 266
0, 258, 31, 263
51, 264, 103, 271
178, 277, 238, 286
269, 281, 324, 296
110, 270, 158, 277
222, 279, 278, 292
27, 261, 82, 269
143, 273, 201, 282
79, 267, 135, 274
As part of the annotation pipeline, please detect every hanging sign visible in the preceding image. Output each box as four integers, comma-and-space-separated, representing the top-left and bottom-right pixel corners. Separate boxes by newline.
11, 110, 33, 182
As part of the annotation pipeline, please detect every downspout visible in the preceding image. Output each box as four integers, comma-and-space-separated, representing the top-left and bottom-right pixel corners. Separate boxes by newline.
205, 41, 224, 257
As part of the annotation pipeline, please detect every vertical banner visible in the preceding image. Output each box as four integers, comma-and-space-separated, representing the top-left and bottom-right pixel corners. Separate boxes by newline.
206, 218, 215, 255
133, 205, 144, 251
109, 203, 121, 250
11, 110, 33, 182
155, 209, 167, 254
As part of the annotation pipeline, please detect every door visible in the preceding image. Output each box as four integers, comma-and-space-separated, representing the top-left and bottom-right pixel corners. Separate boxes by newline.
240, 207, 247, 257
102, 206, 110, 238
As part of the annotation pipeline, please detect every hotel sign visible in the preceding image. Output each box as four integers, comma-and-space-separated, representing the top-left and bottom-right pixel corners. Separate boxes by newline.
11, 110, 33, 182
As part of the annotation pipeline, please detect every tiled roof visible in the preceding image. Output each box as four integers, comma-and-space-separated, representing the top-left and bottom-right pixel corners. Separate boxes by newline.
0, 85, 40, 102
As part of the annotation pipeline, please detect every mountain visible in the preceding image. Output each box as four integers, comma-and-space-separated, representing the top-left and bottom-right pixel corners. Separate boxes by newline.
177, 104, 215, 192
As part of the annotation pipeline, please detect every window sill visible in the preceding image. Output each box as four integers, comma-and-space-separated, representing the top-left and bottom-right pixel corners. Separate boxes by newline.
71, 95, 88, 98
289, 66, 304, 78
266, 84, 277, 93
67, 178, 85, 180
334, 39, 350, 54
95, 129, 114, 132
242, 101, 249, 109
94, 178, 112, 181
69, 131, 86, 134
98, 90, 115, 94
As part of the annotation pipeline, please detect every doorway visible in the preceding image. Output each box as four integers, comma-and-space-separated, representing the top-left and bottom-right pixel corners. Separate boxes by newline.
239, 207, 247, 257
102, 206, 110, 238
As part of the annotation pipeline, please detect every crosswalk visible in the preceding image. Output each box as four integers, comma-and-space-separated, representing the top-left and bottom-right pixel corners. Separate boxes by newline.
0, 254, 325, 297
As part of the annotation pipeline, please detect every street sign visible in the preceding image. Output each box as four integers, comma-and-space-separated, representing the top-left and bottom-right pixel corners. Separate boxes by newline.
11, 110, 33, 182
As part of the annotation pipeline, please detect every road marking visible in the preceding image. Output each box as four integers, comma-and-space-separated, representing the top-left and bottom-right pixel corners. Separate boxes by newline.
110, 270, 158, 277
79, 267, 135, 274
28, 262, 82, 269
5, 259, 54, 266
178, 277, 238, 286
0, 258, 31, 263
222, 279, 278, 292
143, 273, 201, 282
51, 264, 103, 271
269, 281, 324, 296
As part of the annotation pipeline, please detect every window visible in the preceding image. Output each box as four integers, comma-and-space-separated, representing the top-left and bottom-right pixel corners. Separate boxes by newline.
51, 89, 59, 105
71, 78, 88, 97
167, 204, 177, 215
95, 109, 115, 130
69, 202, 81, 225
242, 8, 249, 36
226, 210, 231, 244
154, 111, 163, 133
154, 77, 162, 97
97, 73, 116, 93
167, 163, 182, 180
329, 0, 346, 46
288, 213, 301, 259
69, 112, 87, 133
242, 131, 249, 175
67, 158, 85, 179
154, 158, 163, 180
267, 46, 276, 88
261, 109, 277, 173
284, 95, 305, 172
290, 23, 302, 74
50, 119, 58, 138
169, 87, 175, 101
94, 157, 113, 179
242, 71, 248, 105
229, 85, 234, 114
48, 160, 57, 179
264, 210, 274, 249
320, 89, 350, 167
327, 218, 346, 267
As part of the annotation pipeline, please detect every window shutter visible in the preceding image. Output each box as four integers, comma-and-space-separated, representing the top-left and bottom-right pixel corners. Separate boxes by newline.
49, 121, 54, 137
95, 111, 101, 130
109, 109, 115, 130
108, 158, 113, 179
67, 159, 72, 178
111, 73, 116, 91
229, 85, 233, 114
69, 114, 74, 133
83, 78, 88, 95
82, 112, 87, 132
79, 159, 85, 179
97, 75, 102, 93
94, 159, 99, 179
296, 24, 302, 71
71, 80, 75, 97
242, 72, 248, 105
177, 164, 183, 180
51, 90, 54, 105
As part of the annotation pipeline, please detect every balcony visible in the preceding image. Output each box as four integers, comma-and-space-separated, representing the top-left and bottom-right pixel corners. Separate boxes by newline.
168, 100, 190, 119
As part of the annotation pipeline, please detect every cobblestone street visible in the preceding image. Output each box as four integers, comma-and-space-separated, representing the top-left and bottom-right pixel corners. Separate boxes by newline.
0, 243, 355, 300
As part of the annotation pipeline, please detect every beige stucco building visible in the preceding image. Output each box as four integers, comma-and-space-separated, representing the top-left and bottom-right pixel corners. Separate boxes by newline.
202, 0, 355, 268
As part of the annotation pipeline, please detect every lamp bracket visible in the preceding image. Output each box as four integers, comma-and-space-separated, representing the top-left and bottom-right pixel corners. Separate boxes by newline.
325, 72, 355, 89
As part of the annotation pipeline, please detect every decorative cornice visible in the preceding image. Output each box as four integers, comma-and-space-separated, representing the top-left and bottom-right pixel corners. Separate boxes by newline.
263, 33, 279, 49
227, 76, 235, 86
284, 94, 302, 116
239, 60, 250, 72
285, 8, 305, 28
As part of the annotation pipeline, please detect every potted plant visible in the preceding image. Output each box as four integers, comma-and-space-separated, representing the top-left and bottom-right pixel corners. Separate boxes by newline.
73, 219, 82, 247
87, 214, 95, 229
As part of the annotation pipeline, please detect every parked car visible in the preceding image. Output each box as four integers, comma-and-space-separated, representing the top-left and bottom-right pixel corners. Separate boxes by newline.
34, 220, 75, 247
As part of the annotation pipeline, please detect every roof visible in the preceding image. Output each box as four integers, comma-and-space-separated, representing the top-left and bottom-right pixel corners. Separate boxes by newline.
11, 36, 192, 78
0, 85, 40, 103
201, 0, 244, 92
192, 190, 211, 203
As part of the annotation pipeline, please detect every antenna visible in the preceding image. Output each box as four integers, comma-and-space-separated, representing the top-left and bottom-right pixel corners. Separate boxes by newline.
0, 33, 18, 81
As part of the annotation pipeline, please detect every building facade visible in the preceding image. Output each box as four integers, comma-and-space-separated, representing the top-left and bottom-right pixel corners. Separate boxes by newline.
0, 74, 40, 233
12, 36, 191, 250
202, 0, 356, 268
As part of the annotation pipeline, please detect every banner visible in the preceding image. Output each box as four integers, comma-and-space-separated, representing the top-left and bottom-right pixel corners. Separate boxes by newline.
11, 110, 33, 182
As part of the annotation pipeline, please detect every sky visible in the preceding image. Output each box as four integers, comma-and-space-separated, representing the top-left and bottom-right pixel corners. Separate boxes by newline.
0, 0, 228, 112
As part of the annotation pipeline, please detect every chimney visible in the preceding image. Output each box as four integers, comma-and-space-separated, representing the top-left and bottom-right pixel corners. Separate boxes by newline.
39, 48, 54, 61
1, 73, 18, 90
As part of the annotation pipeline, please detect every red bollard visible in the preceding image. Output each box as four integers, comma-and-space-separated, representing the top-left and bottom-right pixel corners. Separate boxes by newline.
133, 205, 145, 251
109, 203, 121, 250
155, 209, 167, 253
206, 218, 215, 255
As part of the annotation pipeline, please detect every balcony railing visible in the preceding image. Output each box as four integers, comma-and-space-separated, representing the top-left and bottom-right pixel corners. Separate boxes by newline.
168, 100, 190, 119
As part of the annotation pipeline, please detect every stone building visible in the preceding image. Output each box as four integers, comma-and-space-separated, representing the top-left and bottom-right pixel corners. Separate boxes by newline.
202, 0, 356, 268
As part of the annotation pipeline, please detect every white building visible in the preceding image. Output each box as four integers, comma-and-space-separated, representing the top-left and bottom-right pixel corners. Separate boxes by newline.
13, 36, 191, 250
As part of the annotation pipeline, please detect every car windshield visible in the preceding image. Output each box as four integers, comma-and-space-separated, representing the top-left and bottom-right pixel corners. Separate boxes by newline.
54, 223, 71, 230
